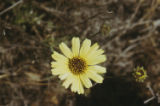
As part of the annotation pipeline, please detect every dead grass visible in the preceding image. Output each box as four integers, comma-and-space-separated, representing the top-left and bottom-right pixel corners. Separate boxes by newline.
0, 0, 160, 106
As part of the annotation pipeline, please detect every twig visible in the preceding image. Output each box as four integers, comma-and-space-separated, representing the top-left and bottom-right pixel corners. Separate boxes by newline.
0, 74, 9, 79
147, 83, 155, 96
156, 93, 160, 103
0, 0, 23, 16
144, 83, 156, 104
144, 96, 155, 104
129, 19, 160, 44
129, 0, 143, 22
32, 1, 65, 17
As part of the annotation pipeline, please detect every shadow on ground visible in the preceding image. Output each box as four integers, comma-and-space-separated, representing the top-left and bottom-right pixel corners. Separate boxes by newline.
76, 77, 159, 106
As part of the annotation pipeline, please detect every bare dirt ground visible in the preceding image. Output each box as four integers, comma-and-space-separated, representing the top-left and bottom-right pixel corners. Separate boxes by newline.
0, 0, 160, 106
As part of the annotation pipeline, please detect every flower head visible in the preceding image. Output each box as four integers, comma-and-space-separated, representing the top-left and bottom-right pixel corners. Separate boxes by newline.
132, 66, 148, 82
51, 37, 107, 94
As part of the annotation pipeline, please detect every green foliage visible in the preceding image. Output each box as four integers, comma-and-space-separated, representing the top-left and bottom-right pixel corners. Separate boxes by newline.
13, 4, 44, 26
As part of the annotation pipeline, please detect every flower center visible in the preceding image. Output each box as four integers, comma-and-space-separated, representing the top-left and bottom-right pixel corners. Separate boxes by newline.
68, 57, 87, 75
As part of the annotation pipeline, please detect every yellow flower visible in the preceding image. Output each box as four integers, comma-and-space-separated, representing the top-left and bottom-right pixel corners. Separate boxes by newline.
51, 37, 107, 94
132, 66, 148, 82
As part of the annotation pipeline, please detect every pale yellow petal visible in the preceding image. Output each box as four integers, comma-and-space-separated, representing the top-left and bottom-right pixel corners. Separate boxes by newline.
51, 68, 67, 75
85, 43, 105, 63
51, 61, 58, 68
71, 76, 84, 94
80, 74, 92, 88
59, 43, 73, 58
51, 61, 64, 68
80, 39, 91, 57
86, 70, 104, 83
88, 65, 106, 74
87, 55, 106, 65
71, 78, 78, 92
59, 73, 70, 80
62, 77, 73, 88
87, 43, 99, 54
77, 78, 84, 94
51, 51, 67, 62
72, 37, 80, 56
51, 69, 61, 75
51, 61, 68, 70
88, 49, 104, 58
86, 48, 104, 59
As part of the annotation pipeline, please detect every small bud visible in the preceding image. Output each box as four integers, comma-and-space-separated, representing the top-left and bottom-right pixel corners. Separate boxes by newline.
132, 66, 148, 82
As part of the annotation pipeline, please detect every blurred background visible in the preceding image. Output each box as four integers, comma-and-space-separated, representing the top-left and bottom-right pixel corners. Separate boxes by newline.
0, 0, 160, 106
